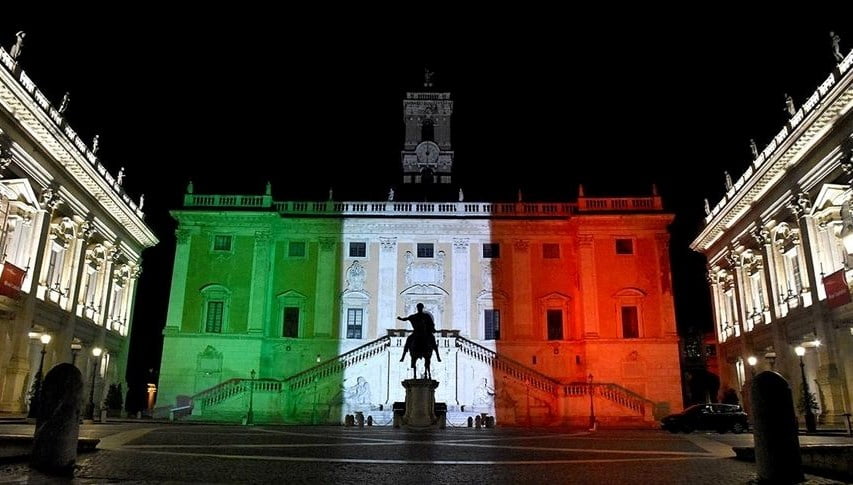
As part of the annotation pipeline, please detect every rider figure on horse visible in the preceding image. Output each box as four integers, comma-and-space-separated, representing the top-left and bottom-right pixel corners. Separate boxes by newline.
397, 303, 441, 363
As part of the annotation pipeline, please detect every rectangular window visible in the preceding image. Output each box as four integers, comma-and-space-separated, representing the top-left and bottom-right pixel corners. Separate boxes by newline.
349, 242, 366, 258
417, 243, 434, 258
615, 238, 633, 255
283, 306, 299, 337
547, 309, 563, 340
484, 309, 501, 340
789, 252, 802, 293
205, 301, 224, 333
213, 235, 232, 251
46, 249, 60, 287
84, 271, 98, 306
482, 243, 500, 259
346, 308, 363, 339
110, 286, 124, 319
543, 243, 560, 259
288, 241, 306, 257
621, 306, 639, 338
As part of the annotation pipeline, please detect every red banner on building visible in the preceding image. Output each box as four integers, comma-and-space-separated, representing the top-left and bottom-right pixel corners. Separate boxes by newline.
0, 262, 26, 299
823, 269, 852, 308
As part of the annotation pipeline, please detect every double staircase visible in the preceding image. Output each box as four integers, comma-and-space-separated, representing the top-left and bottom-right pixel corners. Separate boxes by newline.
184, 333, 658, 425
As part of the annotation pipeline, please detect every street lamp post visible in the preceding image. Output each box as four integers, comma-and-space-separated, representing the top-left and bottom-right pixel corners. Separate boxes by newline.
311, 354, 321, 425
747, 355, 757, 377
588, 373, 596, 430
246, 369, 255, 425
795, 346, 817, 432
86, 347, 102, 421
27, 333, 52, 419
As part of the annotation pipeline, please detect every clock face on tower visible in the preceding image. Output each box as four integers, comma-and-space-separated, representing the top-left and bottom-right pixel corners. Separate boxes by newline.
415, 141, 440, 165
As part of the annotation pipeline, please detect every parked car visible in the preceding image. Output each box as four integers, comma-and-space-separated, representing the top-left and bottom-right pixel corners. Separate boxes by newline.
660, 403, 749, 434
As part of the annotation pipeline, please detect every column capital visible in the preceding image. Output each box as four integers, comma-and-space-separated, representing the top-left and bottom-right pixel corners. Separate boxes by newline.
380, 237, 397, 252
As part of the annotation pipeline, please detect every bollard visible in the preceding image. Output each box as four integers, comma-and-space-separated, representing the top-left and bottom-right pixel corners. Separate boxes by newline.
30, 363, 84, 476
467, 416, 473, 427
366, 415, 373, 426
751, 371, 803, 484
475, 414, 482, 429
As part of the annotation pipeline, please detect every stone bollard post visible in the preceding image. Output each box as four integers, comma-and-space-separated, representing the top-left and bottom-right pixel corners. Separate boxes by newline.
30, 363, 84, 476
467, 416, 473, 427
751, 371, 803, 484
475, 414, 482, 429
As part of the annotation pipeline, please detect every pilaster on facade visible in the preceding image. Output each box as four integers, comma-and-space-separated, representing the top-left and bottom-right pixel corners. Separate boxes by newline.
313, 237, 337, 337
512, 238, 533, 339
247, 231, 272, 335
451, 237, 470, 339
377, 237, 397, 338
577, 234, 599, 338
165, 228, 193, 333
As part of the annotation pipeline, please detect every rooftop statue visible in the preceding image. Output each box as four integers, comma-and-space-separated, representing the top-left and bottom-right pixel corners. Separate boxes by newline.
749, 139, 758, 159
784, 93, 796, 116
9, 31, 24, 60
831, 31, 843, 63
58, 92, 70, 115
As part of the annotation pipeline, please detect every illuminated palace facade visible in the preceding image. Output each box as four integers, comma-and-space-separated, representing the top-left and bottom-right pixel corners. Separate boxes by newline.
159, 90, 681, 426
692, 50, 853, 424
0, 47, 158, 413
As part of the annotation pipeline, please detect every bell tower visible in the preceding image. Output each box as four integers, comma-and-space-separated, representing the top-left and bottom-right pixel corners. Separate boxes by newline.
401, 70, 454, 184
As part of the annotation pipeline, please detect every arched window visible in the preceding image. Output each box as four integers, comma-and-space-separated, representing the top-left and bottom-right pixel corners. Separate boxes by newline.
612, 288, 646, 338
276, 290, 307, 338
200, 284, 231, 333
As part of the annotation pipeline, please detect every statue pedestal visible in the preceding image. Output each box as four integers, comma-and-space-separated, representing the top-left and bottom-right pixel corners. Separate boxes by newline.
402, 379, 439, 428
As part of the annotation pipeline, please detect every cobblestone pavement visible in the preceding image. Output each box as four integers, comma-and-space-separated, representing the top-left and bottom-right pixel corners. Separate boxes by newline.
0, 425, 849, 484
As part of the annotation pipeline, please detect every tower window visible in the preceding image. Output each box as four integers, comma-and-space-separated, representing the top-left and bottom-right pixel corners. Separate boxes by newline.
482, 243, 500, 259
421, 118, 434, 142
417, 243, 434, 258
615, 238, 633, 255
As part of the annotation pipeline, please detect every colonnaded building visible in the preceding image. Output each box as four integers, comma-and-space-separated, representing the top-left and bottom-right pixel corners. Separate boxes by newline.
692, 48, 853, 425
159, 82, 682, 427
0, 43, 157, 412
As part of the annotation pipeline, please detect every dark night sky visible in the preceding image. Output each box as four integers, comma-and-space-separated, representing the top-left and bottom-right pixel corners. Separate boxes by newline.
1, 11, 850, 390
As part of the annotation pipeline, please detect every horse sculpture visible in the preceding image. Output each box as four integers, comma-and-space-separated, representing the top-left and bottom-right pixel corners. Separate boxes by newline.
397, 303, 441, 379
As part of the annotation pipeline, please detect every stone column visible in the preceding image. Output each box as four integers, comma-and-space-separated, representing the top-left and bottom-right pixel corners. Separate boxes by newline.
654, 233, 676, 336
512, 239, 533, 338
790, 192, 848, 422
577, 234, 599, 337
377, 237, 397, 337
707, 271, 723, 340
56, 223, 91, 364
313, 237, 336, 337
0, 196, 57, 412
752, 224, 779, 322
247, 231, 271, 334
164, 228, 193, 333
452, 238, 470, 334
